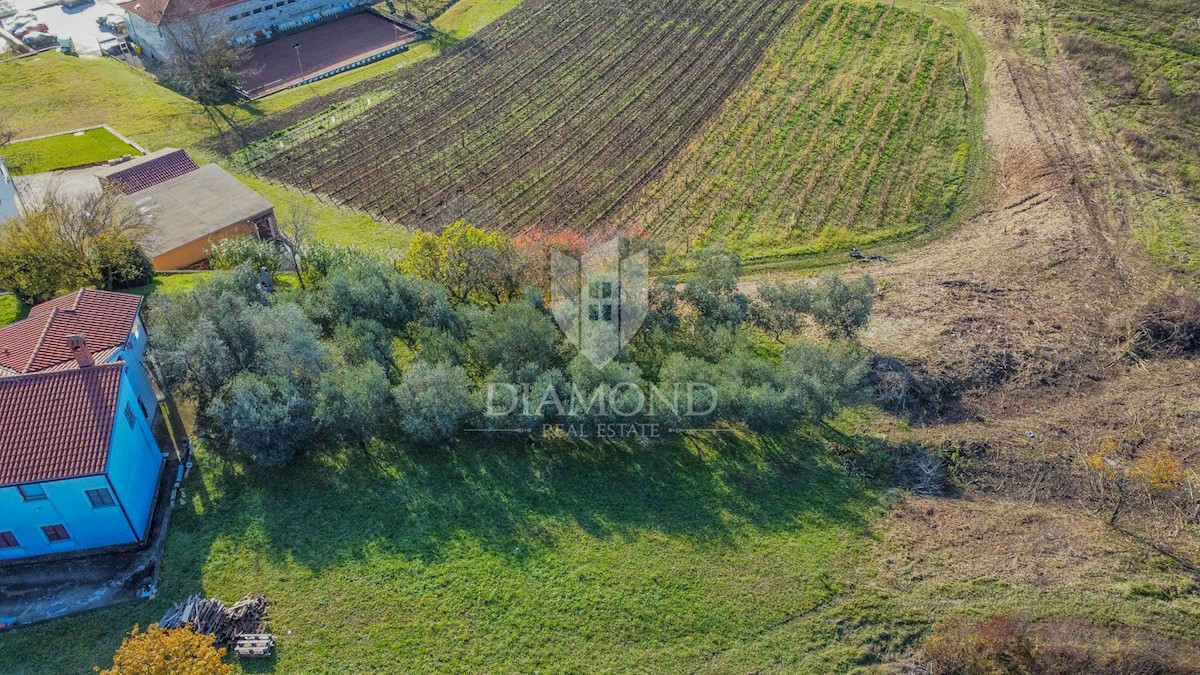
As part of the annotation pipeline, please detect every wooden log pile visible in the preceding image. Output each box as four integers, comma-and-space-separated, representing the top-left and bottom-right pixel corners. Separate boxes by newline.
159, 594, 269, 645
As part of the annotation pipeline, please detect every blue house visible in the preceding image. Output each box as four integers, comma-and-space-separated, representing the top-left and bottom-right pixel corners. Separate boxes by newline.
0, 290, 165, 561
0, 289, 157, 420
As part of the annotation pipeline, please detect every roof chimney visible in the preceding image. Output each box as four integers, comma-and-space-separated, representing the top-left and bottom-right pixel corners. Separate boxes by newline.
67, 334, 94, 368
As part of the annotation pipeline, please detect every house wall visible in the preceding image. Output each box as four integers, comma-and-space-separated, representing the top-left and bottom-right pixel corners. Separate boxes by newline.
105, 377, 165, 541
0, 474, 133, 560
151, 220, 257, 271
108, 314, 158, 422
0, 375, 163, 560
127, 0, 368, 60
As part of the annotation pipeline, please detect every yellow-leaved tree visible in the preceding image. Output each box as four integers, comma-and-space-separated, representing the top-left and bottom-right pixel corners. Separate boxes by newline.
95, 624, 232, 675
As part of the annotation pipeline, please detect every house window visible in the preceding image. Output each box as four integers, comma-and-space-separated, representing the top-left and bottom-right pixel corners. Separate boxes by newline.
229, 14, 237, 21
253, 7, 262, 13
42, 524, 69, 542
587, 281, 614, 323
0, 532, 18, 548
86, 488, 116, 508
17, 484, 47, 501
275, 1, 284, 6
125, 404, 136, 429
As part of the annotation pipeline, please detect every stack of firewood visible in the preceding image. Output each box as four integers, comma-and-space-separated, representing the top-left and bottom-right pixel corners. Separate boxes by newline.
159, 594, 269, 644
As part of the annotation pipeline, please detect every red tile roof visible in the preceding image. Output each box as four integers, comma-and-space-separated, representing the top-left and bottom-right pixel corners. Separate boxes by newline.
0, 363, 123, 485
119, 0, 246, 25
98, 149, 199, 195
0, 290, 143, 376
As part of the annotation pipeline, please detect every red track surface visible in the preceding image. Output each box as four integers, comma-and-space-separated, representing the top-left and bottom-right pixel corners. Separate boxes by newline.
236, 12, 418, 97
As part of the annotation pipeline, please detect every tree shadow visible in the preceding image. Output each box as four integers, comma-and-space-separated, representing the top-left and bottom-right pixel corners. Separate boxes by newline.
169, 429, 876, 579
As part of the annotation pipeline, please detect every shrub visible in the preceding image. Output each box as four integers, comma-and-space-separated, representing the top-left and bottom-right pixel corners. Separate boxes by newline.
207, 372, 315, 467
96, 624, 232, 675
393, 360, 475, 443
90, 233, 154, 290
208, 236, 283, 273
922, 614, 1197, 675
809, 272, 875, 339
1124, 287, 1200, 357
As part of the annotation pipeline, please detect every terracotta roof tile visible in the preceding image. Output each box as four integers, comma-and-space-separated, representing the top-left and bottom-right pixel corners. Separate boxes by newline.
0, 290, 143, 375
0, 363, 123, 485
119, 0, 246, 26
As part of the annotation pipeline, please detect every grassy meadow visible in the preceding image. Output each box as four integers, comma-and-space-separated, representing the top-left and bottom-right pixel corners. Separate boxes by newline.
2, 431, 883, 673
4, 128, 140, 175
1046, 0, 1200, 277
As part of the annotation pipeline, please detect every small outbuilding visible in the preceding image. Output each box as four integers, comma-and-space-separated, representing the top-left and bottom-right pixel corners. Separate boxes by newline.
95, 148, 279, 270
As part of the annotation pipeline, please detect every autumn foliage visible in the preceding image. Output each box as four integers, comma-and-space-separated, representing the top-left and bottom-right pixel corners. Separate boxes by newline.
96, 624, 231, 675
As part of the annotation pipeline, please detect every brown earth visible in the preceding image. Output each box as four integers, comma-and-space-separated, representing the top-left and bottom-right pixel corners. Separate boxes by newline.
782, 0, 1200, 662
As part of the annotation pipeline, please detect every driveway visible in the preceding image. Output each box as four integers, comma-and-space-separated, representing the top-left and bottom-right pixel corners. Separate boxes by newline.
7, 0, 125, 56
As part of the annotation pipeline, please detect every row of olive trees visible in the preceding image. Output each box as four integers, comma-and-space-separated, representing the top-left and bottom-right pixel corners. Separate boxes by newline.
151, 224, 877, 467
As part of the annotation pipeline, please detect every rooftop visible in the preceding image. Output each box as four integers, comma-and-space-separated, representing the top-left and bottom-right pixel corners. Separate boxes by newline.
120, 0, 245, 26
95, 148, 199, 195
130, 163, 275, 258
0, 290, 143, 376
0, 363, 124, 486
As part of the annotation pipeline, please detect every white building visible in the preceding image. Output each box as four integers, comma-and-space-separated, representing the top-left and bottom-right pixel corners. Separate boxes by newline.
120, 0, 368, 60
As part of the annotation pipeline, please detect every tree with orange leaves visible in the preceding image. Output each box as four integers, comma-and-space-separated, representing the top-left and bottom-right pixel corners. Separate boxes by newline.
96, 624, 232, 675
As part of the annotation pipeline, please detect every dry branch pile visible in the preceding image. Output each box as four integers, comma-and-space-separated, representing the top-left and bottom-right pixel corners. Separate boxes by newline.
159, 595, 269, 644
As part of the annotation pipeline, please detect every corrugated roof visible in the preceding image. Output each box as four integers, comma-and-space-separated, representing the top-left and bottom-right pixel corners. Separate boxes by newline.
131, 163, 274, 257
0, 363, 123, 486
0, 290, 143, 375
96, 148, 199, 195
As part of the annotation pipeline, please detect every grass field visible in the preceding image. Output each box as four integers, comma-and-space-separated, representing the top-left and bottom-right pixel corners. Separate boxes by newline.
4, 128, 140, 175
1046, 0, 1200, 276
0, 431, 882, 673
627, 0, 981, 263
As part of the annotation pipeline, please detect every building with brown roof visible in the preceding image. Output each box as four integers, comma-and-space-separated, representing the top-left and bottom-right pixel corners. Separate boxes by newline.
0, 362, 165, 561
121, 0, 373, 61
0, 289, 158, 424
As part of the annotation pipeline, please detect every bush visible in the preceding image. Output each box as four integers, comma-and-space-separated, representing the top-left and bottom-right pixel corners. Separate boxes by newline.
90, 233, 154, 290
208, 236, 283, 273
1125, 288, 1200, 357
922, 614, 1196, 675
97, 624, 232, 675
809, 272, 875, 338
393, 360, 475, 443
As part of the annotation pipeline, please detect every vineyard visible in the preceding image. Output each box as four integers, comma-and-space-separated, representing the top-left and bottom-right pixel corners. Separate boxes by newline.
249, 0, 803, 232
625, 0, 977, 260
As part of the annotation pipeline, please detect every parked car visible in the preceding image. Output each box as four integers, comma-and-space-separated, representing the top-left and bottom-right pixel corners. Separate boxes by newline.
60, 0, 93, 7
3, 13, 37, 32
21, 31, 58, 49
14, 23, 49, 38
97, 14, 126, 32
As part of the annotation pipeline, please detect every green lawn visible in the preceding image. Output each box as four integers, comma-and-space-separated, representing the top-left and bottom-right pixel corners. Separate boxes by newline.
235, 173, 412, 252
4, 128, 140, 175
0, 431, 881, 673
434, 0, 524, 38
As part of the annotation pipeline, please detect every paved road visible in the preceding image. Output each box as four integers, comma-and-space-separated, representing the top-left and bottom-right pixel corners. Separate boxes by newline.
7, 0, 124, 56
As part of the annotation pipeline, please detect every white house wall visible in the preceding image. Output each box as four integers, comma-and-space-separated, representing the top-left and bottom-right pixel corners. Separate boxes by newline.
127, 0, 369, 60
